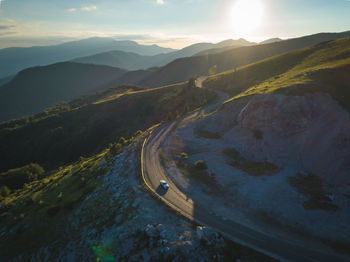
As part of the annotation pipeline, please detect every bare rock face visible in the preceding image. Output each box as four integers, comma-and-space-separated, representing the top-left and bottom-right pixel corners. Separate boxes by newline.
219, 93, 350, 185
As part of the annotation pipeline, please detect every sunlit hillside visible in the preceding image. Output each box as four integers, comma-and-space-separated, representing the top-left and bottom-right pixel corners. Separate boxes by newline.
206, 37, 350, 110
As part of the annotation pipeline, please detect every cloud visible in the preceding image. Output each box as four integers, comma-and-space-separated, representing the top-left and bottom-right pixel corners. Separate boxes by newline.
80, 5, 97, 11
156, 0, 164, 5
114, 34, 156, 41
0, 31, 15, 36
0, 24, 14, 30
66, 5, 97, 12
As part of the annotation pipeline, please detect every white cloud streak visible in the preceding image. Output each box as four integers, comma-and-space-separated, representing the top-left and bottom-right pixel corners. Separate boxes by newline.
66, 5, 97, 13
156, 0, 164, 5
80, 5, 97, 11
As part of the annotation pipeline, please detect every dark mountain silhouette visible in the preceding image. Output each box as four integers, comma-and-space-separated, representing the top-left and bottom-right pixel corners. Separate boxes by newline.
0, 37, 176, 78
73, 38, 255, 71
0, 76, 13, 87
0, 62, 127, 121
73, 50, 153, 70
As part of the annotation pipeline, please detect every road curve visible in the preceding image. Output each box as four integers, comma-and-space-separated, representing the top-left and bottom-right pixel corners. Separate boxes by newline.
141, 84, 350, 262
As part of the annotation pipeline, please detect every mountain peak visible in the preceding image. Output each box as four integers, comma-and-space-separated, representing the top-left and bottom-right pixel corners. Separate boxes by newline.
259, 38, 283, 45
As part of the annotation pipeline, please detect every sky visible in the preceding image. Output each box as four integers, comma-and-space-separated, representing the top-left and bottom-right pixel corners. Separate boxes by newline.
0, 0, 349, 49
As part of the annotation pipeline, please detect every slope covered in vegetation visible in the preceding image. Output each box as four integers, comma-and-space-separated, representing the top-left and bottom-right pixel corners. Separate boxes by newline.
0, 62, 127, 121
205, 37, 350, 111
0, 83, 216, 173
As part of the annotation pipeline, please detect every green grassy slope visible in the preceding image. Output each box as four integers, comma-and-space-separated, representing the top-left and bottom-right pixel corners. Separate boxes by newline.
0, 148, 111, 259
140, 31, 350, 88
205, 37, 350, 111
0, 62, 128, 122
0, 83, 216, 173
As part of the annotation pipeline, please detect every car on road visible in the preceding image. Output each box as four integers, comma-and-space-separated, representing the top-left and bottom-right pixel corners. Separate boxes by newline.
160, 180, 169, 190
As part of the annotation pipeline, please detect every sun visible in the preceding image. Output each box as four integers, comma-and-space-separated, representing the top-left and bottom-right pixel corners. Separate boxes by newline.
231, 0, 264, 36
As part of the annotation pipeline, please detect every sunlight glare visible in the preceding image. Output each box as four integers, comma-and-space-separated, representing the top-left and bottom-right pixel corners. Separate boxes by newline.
231, 0, 264, 36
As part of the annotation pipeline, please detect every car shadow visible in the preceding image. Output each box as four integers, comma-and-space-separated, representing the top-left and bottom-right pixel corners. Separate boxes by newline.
156, 185, 167, 196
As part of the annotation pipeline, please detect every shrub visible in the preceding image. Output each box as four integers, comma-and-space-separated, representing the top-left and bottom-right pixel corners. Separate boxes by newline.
194, 160, 208, 170
195, 130, 221, 139
222, 148, 280, 176
0, 163, 45, 190
181, 152, 189, 160
119, 137, 127, 144
252, 129, 263, 139
288, 173, 338, 211
134, 130, 143, 137
188, 77, 196, 88
0, 186, 11, 197
47, 205, 61, 217
109, 143, 122, 156
222, 148, 240, 159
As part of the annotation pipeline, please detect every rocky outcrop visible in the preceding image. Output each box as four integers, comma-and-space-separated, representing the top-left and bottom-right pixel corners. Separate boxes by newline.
218, 93, 350, 185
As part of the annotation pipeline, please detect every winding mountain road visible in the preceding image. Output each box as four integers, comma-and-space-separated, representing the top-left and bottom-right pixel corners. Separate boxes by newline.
141, 79, 350, 262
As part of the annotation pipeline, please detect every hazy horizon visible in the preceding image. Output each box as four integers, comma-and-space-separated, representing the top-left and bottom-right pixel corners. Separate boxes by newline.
0, 0, 349, 49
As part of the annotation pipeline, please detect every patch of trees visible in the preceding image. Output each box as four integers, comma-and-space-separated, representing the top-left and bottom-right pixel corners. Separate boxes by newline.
0, 163, 45, 190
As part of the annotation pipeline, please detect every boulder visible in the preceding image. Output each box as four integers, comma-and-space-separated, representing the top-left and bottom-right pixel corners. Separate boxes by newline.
145, 224, 159, 238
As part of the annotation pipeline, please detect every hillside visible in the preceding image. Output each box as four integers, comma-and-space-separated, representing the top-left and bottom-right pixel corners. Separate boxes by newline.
159, 37, 350, 253
206, 37, 350, 110
0, 82, 216, 173
73, 50, 154, 70
0, 37, 176, 78
114, 69, 156, 85
0, 62, 127, 121
0, 76, 13, 87
140, 31, 350, 88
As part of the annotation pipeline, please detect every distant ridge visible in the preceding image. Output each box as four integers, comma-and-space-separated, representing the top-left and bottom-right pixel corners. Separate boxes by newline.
0, 37, 176, 78
73, 38, 255, 71
259, 38, 283, 45
0, 62, 127, 121
140, 31, 350, 88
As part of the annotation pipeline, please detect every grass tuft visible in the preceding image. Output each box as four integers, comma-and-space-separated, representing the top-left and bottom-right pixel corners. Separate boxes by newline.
222, 148, 280, 176
195, 130, 221, 139
287, 173, 338, 211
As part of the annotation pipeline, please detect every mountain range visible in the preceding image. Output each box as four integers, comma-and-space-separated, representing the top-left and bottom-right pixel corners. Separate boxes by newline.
140, 31, 350, 87
1, 31, 350, 122
72, 38, 255, 70
0, 37, 176, 79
